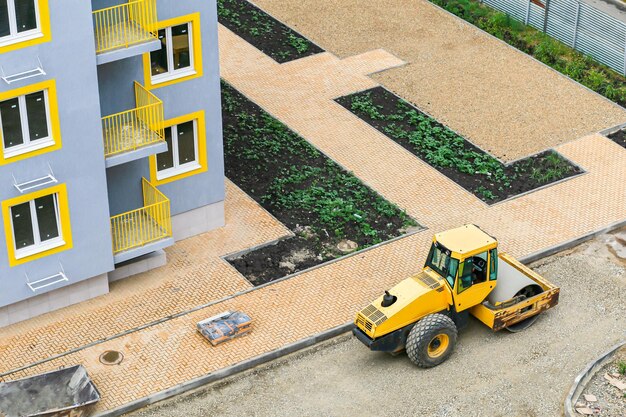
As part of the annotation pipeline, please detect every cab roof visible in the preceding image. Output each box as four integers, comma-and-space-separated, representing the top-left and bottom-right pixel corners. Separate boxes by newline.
434, 224, 497, 257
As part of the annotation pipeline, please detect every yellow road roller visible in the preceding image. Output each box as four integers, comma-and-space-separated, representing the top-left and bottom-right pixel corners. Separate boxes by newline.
353, 224, 559, 367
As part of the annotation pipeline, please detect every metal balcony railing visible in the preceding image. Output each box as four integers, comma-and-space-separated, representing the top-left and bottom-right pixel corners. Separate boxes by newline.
93, 0, 158, 53
110, 178, 171, 254
102, 82, 164, 158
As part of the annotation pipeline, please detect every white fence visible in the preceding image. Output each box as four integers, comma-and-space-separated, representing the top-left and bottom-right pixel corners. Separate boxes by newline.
480, 0, 626, 75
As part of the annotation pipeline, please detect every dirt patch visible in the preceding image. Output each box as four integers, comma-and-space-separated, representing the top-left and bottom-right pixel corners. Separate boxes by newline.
248, 0, 626, 161
607, 129, 626, 149
217, 0, 323, 63
221, 82, 419, 285
579, 347, 626, 417
336, 87, 582, 203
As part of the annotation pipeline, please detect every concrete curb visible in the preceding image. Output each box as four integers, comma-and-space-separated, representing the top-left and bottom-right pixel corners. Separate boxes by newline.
564, 340, 626, 417
94, 218, 625, 416
599, 120, 626, 136
94, 322, 353, 417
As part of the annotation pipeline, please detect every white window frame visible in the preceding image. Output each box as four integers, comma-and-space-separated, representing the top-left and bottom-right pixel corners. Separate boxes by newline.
0, 0, 43, 48
0, 88, 54, 159
151, 22, 195, 85
10, 193, 64, 260
156, 119, 200, 180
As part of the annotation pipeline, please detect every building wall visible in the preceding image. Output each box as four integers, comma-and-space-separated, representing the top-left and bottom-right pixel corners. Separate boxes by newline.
0, 0, 114, 308
99, 0, 225, 219
1, 0, 224, 321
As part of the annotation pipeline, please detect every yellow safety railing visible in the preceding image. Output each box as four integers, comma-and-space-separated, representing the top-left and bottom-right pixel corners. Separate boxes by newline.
93, 0, 158, 53
110, 178, 172, 254
102, 82, 164, 157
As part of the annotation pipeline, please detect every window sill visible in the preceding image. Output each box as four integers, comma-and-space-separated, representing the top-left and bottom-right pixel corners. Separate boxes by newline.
156, 162, 202, 181
15, 238, 65, 260
4, 139, 55, 160
150, 69, 198, 87
0, 31, 44, 48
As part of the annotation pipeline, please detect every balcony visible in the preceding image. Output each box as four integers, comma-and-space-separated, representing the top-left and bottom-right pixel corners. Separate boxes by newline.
102, 82, 166, 168
111, 178, 173, 263
93, 0, 161, 65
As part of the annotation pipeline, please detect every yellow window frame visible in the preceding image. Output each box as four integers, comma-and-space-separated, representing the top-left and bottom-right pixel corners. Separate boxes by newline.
142, 12, 203, 90
2, 183, 73, 267
0, 0, 51, 54
149, 110, 207, 185
0, 79, 62, 165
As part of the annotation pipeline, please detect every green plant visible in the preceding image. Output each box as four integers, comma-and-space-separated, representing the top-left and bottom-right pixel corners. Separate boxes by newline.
534, 39, 567, 66
475, 186, 496, 200
351, 93, 385, 120
286, 33, 310, 54
618, 360, 626, 375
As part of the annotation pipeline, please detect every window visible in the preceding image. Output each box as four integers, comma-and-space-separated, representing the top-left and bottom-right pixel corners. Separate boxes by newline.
156, 120, 199, 179
144, 13, 203, 88
425, 242, 458, 288
457, 252, 488, 293
489, 248, 498, 280
150, 23, 192, 81
0, 0, 41, 46
2, 184, 72, 266
0, 89, 52, 157
11, 193, 61, 257
0, 80, 60, 163
150, 111, 207, 185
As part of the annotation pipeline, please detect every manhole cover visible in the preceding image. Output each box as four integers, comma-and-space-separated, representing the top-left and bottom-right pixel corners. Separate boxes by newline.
99, 350, 124, 365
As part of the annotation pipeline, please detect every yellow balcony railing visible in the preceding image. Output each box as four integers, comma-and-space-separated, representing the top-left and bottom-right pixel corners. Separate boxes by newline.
111, 178, 172, 254
102, 82, 164, 158
93, 0, 158, 53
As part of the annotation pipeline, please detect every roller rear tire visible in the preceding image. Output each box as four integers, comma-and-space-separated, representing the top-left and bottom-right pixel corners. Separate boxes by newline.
406, 313, 457, 368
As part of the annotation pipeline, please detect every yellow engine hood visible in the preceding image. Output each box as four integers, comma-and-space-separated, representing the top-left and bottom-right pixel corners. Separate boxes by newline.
355, 270, 450, 339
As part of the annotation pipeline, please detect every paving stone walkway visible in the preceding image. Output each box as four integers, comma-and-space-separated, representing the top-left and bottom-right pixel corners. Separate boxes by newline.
0, 181, 290, 375
1, 15, 625, 416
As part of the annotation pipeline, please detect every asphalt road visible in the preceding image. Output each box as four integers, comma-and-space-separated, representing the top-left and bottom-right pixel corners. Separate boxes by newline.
128, 233, 626, 417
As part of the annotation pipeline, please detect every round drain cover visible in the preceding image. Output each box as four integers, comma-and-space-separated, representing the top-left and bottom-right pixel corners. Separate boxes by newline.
99, 350, 124, 365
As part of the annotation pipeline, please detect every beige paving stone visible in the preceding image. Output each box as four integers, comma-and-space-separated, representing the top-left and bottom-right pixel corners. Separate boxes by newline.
252, 0, 626, 161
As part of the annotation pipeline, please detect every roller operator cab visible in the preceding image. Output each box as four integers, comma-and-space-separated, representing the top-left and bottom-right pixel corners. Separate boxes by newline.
353, 224, 560, 368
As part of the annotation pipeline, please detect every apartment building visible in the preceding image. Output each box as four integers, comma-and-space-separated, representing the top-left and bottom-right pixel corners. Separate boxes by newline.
0, 0, 225, 327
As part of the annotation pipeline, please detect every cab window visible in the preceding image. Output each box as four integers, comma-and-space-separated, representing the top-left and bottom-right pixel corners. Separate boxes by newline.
489, 248, 498, 280
457, 252, 488, 293
425, 243, 458, 288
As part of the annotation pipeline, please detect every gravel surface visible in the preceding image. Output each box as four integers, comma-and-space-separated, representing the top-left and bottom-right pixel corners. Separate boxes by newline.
128, 234, 626, 417
580, 347, 626, 417
250, 0, 626, 162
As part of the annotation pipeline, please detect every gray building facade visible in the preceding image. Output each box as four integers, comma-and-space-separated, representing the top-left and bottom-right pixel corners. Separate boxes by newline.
0, 0, 224, 327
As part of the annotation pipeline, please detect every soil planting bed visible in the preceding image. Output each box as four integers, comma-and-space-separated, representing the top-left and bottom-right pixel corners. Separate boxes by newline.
217, 0, 323, 63
608, 129, 626, 149
222, 82, 418, 285
336, 87, 582, 203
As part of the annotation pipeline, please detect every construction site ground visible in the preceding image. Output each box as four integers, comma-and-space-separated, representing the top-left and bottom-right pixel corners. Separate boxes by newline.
0, 0, 625, 415
128, 234, 626, 417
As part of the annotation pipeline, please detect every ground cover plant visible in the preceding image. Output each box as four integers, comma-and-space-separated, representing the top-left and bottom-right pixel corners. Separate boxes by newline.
429, 0, 626, 108
336, 87, 581, 203
217, 0, 323, 63
221, 81, 418, 285
608, 129, 626, 149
